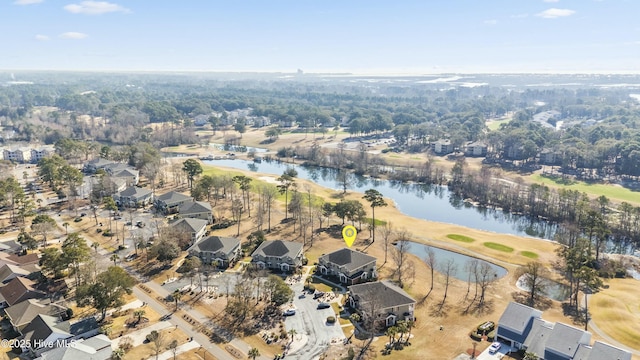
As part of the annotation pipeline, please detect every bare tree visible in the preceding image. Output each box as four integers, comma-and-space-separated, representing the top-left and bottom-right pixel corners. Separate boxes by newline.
477, 263, 497, 307
258, 185, 277, 232
391, 230, 414, 288
439, 258, 457, 308
424, 246, 437, 300
517, 261, 549, 307
379, 222, 393, 267
149, 330, 166, 360
464, 259, 479, 301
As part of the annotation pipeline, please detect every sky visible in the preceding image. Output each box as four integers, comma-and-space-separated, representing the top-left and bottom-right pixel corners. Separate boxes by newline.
1, 0, 639, 74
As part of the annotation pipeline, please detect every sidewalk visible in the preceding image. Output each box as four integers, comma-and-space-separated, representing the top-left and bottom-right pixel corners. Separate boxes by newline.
156, 340, 200, 360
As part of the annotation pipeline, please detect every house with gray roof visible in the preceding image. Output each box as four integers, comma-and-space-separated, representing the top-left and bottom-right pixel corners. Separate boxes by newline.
189, 236, 241, 268
573, 341, 632, 360
170, 218, 208, 244
251, 240, 303, 273
348, 280, 415, 328
0, 277, 46, 308
35, 334, 112, 360
155, 191, 193, 214
317, 248, 377, 285
111, 168, 139, 186
83, 158, 115, 173
495, 301, 543, 349
21, 314, 100, 356
178, 200, 213, 224
544, 322, 591, 360
115, 186, 153, 208
5, 299, 67, 332
0, 263, 30, 283
496, 302, 632, 360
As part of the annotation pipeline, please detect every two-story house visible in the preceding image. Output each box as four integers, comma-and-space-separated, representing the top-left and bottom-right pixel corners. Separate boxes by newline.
115, 186, 154, 208
154, 191, 193, 214
170, 218, 208, 245
433, 139, 454, 155
495, 301, 543, 349
188, 236, 241, 268
251, 240, 303, 273
178, 200, 213, 224
83, 158, 115, 174
464, 141, 488, 157
348, 280, 416, 328
5, 299, 67, 332
317, 248, 377, 285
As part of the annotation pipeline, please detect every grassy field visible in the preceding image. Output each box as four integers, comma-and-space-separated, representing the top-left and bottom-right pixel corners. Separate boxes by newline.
520, 251, 539, 259
486, 118, 512, 131
531, 174, 640, 204
483, 242, 515, 253
589, 278, 640, 351
446, 234, 475, 243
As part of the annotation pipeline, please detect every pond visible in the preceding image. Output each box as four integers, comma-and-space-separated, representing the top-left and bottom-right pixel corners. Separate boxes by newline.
516, 275, 571, 301
202, 158, 557, 239
400, 241, 508, 282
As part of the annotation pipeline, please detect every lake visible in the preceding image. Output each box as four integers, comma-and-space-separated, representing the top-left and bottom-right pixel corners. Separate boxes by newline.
202, 158, 557, 239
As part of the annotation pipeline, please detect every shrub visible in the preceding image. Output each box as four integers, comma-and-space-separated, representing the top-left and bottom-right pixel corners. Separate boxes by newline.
326, 316, 336, 324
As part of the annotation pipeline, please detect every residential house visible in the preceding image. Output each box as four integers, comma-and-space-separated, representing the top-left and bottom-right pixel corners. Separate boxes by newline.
155, 191, 193, 214
0, 277, 47, 308
30, 146, 55, 164
539, 149, 561, 165
3, 147, 32, 163
170, 218, 208, 245
544, 323, 591, 360
317, 248, 377, 285
573, 341, 632, 360
110, 168, 139, 186
495, 301, 543, 349
115, 186, 153, 208
83, 158, 115, 173
102, 163, 131, 175
433, 139, 454, 155
35, 334, 113, 360
194, 114, 210, 126
5, 299, 67, 332
348, 280, 416, 328
464, 141, 488, 157
251, 240, 303, 272
178, 200, 213, 224
20, 314, 99, 356
189, 236, 241, 267
495, 302, 631, 360
4, 253, 40, 274
0, 263, 30, 284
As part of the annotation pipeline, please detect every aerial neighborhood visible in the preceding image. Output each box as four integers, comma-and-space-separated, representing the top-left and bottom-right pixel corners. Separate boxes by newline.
0, 71, 639, 360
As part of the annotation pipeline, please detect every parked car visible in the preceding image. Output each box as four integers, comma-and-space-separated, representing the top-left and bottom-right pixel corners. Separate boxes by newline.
489, 342, 501, 354
282, 309, 296, 316
313, 291, 324, 299
136, 221, 145, 228
317, 302, 331, 310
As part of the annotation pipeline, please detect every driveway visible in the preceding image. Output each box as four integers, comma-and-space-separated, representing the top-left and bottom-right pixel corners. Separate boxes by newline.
284, 270, 346, 360
475, 343, 511, 360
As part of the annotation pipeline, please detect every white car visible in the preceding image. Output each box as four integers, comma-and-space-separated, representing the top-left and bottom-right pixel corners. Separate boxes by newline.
488, 342, 501, 354
283, 309, 296, 316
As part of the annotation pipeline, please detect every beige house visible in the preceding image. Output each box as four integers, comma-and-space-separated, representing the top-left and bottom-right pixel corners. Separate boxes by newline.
317, 248, 377, 285
178, 200, 213, 224
188, 236, 241, 268
155, 191, 193, 214
348, 280, 415, 328
170, 218, 208, 244
251, 240, 303, 273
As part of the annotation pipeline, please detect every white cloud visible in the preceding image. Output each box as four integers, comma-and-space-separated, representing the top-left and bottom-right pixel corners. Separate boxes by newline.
511, 13, 529, 18
543, 0, 560, 3
536, 8, 575, 18
14, 0, 43, 4
64, 1, 130, 15
59, 32, 89, 39
35, 34, 50, 41
484, 19, 498, 25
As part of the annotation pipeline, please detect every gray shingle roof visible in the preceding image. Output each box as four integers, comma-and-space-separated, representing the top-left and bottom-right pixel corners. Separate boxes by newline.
319, 248, 376, 272
584, 341, 632, 360
5, 299, 66, 330
545, 322, 590, 359
156, 191, 192, 205
191, 236, 240, 255
349, 280, 415, 310
0, 263, 30, 283
0, 277, 46, 306
498, 302, 542, 334
252, 240, 302, 259
522, 317, 554, 358
179, 200, 212, 214
22, 315, 71, 346
118, 186, 152, 198
170, 218, 208, 233
37, 335, 112, 360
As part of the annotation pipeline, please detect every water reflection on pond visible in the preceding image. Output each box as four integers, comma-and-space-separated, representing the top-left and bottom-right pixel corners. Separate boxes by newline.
516, 275, 570, 301
401, 241, 507, 282
203, 158, 557, 239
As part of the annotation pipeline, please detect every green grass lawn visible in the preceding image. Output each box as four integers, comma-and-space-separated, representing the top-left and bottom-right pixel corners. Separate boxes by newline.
520, 251, 539, 259
483, 242, 514, 253
486, 118, 512, 131
446, 234, 475, 243
530, 174, 640, 205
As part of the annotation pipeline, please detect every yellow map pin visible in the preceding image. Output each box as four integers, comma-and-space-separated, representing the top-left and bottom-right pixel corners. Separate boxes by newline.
342, 225, 357, 248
